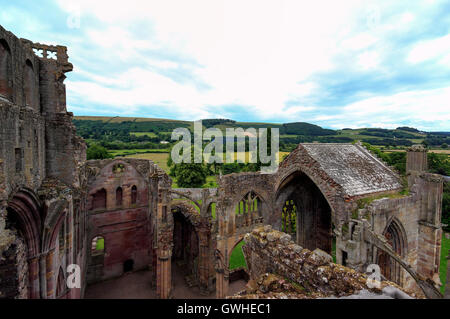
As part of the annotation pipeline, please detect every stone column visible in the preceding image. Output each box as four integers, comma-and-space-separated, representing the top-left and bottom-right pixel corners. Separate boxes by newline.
45, 249, 55, 299
197, 228, 210, 294
156, 248, 171, 299
214, 242, 229, 299
215, 269, 229, 299
416, 174, 443, 286
39, 253, 47, 298
28, 256, 40, 299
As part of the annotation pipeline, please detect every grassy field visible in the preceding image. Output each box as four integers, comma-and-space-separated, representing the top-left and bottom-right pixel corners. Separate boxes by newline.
130, 132, 158, 137
440, 233, 449, 294
124, 152, 170, 172
109, 148, 169, 156
119, 151, 290, 175
229, 241, 247, 270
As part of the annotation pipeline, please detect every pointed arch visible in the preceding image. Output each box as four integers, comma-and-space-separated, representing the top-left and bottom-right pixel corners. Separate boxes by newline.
275, 170, 332, 253
24, 59, 37, 111
56, 267, 66, 298
4, 189, 42, 298
131, 185, 137, 205
234, 191, 264, 229
0, 38, 12, 100
377, 218, 408, 285
116, 186, 123, 207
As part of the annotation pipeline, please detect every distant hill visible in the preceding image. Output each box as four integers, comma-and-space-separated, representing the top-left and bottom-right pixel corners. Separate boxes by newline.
72, 115, 450, 150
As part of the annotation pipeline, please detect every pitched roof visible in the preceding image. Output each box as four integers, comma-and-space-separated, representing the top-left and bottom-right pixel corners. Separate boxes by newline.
301, 143, 402, 196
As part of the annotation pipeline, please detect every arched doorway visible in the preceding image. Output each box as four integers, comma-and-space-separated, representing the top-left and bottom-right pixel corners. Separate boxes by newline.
170, 207, 203, 298
172, 210, 199, 277
377, 219, 406, 285
227, 238, 249, 295
276, 171, 333, 253
281, 198, 297, 240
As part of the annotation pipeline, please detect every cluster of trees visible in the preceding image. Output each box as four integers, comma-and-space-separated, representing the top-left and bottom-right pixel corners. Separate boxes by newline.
423, 134, 450, 147
86, 144, 113, 160
94, 140, 169, 150
202, 119, 236, 128
396, 126, 421, 133
73, 119, 187, 144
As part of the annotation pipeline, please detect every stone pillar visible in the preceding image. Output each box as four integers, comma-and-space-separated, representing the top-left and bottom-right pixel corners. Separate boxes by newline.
416, 174, 443, 286
215, 270, 228, 299
198, 229, 210, 294
45, 249, 55, 299
417, 222, 441, 281
39, 253, 47, 298
155, 192, 172, 299
156, 248, 171, 299
215, 242, 229, 299
406, 145, 428, 173
28, 256, 40, 299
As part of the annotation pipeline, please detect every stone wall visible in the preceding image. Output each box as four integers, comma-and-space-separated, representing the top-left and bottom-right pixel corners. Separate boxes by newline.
0, 236, 28, 299
0, 25, 88, 299
85, 159, 156, 283
239, 226, 412, 299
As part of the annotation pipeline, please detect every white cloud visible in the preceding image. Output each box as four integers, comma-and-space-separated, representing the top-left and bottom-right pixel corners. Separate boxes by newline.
55, 0, 366, 119
407, 34, 450, 64
342, 87, 450, 123
36, 0, 447, 129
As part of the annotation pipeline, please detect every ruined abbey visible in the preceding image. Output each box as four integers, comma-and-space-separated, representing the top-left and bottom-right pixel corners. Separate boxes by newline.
0, 26, 448, 299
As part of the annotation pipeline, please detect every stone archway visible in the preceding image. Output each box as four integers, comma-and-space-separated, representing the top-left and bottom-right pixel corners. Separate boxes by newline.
170, 202, 214, 298
2, 190, 41, 299
172, 209, 199, 278
275, 171, 333, 254
377, 218, 407, 285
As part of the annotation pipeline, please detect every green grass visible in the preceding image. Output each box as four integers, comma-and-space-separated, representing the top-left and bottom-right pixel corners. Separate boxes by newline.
440, 232, 449, 294
109, 148, 169, 157
130, 132, 157, 137
122, 152, 170, 172
229, 241, 247, 270
96, 238, 104, 251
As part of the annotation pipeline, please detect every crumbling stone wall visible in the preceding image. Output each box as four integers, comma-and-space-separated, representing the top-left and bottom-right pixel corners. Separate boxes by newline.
0, 236, 28, 299
0, 25, 87, 299
238, 226, 413, 299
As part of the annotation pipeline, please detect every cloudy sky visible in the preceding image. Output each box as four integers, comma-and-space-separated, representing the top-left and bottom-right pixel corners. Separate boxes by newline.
1, 0, 449, 130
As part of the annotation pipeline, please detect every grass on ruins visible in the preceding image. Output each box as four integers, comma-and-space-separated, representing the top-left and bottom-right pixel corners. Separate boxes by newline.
440, 232, 449, 294
229, 241, 247, 270
96, 238, 104, 251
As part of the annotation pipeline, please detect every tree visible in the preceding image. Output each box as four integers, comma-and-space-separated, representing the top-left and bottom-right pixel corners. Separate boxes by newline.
167, 145, 208, 187
442, 143, 448, 149
87, 144, 113, 160
174, 163, 207, 188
